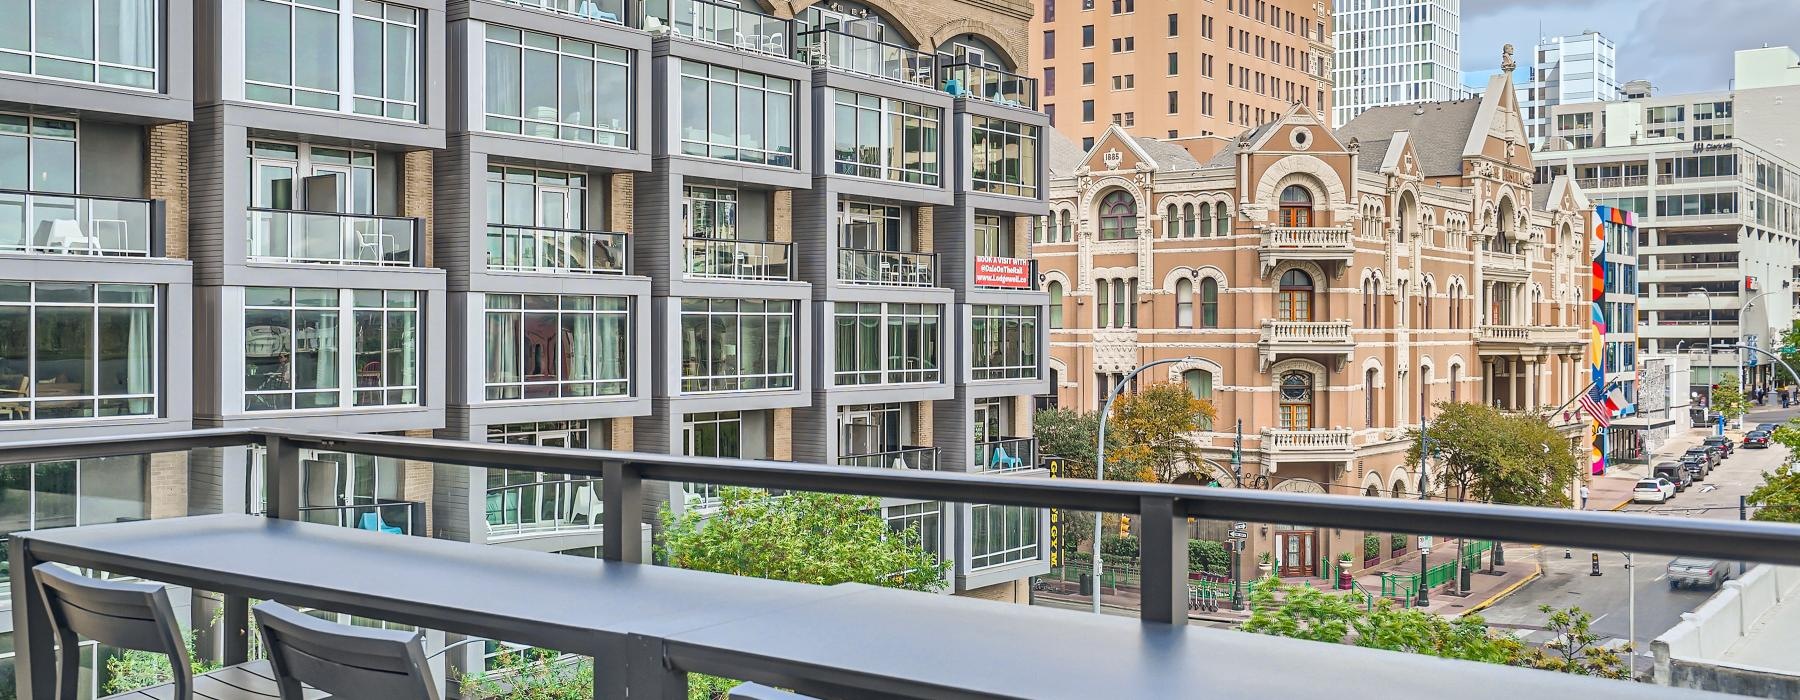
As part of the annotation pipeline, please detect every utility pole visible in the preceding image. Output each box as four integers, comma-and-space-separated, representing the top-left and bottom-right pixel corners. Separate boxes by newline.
1230, 418, 1244, 610
1091, 356, 1196, 615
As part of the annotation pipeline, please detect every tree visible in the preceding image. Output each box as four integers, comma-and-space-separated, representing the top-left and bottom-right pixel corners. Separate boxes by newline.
1517, 605, 1633, 679
1712, 375, 1749, 421
1241, 580, 1521, 664
1746, 462, 1800, 524
459, 650, 593, 700
1104, 382, 1217, 483
1033, 408, 1107, 480
662, 488, 947, 592
1405, 402, 1584, 508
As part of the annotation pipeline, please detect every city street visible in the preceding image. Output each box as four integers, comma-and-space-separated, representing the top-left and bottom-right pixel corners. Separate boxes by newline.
1479, 408, 1792, 663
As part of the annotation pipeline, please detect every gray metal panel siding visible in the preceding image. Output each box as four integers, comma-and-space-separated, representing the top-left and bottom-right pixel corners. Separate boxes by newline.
446, 19, 470, 134
934, 201, 971, 294
435, 137, 477, 287
790, 402, 830, 465
432, 461, 473, 542
188, 106, 227, 285
791, 188, 833, 300
634, 163, 674, 296
187, 447, 225, 516
634, 403, 673, 538
934, 390, 972, 474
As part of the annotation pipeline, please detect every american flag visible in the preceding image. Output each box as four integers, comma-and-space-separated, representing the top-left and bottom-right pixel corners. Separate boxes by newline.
1580, 385, 1611, 428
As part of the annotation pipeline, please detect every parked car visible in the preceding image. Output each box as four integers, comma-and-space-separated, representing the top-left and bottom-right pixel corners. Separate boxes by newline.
1756, 423, 1780, 433
1666, 558, 1729, 590
1704, 435, 1735, 457
1684, 446, 1719, 473
1744, 430, 1772, 448
1677, 450, 1712, 479
1658, 461, 1696, 490
1634, 478, 1677, 504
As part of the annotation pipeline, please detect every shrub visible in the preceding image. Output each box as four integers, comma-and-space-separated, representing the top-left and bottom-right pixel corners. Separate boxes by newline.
1391, 533, 1406, 551
1363, 534, 1381, 557
1187, 540, 1230, 575
1101, 534, 1140, 558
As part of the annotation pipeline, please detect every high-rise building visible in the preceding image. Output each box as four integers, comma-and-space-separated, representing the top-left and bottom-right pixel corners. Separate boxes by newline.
1331, 0, 1462, 126
1032, 0, 1333, 149
0, 0, 1050, 686
1524, 31, 1619, 149
1541, 46, 1800, 403
1037, 61, 1599, 575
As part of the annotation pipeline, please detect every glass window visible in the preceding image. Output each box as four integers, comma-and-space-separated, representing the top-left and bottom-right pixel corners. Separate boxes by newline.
1097, 190, 1137, 239
970, 304, 1039, 380
0, 456, 148, 592
833, 302, 940, 386
245, 0, 342, 111
1183, 369, 1212, 400
1175, 278, 1193, 327
483, 165, 625, 274
832, 90, 941, 186
245, 287, 421, 411
484, 294, 630, 401
970, 503, 1038, 569
679, 62, 796, 168
1047, 280, 1064, 328
0, 282, 156, 422
484, 24, 632, 147
1200, 278, 1219, 327
0, 114, 77, 195
680, 411, 741, 509
0, 0, 159, 89
351, 2, 420, 120
886, 501, 942, 563
970, 116, 1039, 198
679, 298, 796, 393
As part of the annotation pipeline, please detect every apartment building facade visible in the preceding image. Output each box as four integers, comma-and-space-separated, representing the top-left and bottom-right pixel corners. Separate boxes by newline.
0, 0, 1050, 689
1523, 30, 1618, 149
1541, 47, 1800, 400
1032, 0, 1333, 148
1039, 66, 1595, 578
1331, 0, 1461, 127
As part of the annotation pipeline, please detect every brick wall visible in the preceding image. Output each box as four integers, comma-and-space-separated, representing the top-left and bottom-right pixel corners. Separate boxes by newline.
148, 451, 189, 519
147, 123, 189, 260
609, 416, 635, 450
771, 190, 793, 243
915, 206, 934, 253
403, 428, 435, 535
770, 408, 792, 461
1010, 214, 1031, 258
912, 401, 934, 445
609, 173, 635, 232
404, 150, 434, 267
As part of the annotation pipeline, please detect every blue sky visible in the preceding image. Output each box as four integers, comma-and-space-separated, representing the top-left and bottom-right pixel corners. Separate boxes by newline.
1457, 0, 1800, 94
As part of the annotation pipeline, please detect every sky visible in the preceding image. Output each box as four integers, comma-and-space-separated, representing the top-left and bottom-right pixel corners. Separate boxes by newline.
1457, 0, 1800, 94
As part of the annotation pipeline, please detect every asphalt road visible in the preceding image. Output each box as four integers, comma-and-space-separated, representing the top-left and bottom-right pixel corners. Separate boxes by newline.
1479, 407, 1792, 660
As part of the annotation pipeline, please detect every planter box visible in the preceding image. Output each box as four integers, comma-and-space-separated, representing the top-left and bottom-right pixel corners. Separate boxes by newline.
1363, 556, 1380, 568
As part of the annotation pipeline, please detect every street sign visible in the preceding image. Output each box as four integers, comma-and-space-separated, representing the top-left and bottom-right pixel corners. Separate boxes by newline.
1228, 522, 1248, 540
1418, 535, 1433, 554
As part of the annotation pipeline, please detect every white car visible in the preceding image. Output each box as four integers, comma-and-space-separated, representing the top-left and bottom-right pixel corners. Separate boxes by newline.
1633, 478, 1677, 504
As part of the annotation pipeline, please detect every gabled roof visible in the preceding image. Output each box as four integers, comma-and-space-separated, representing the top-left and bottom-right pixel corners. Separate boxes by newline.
1135, 138, 1202, 172
1047, 128, 1086, 177
1335, 99, 1482, 177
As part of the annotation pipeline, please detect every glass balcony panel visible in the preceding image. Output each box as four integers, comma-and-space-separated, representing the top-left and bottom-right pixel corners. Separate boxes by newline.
974, 436, 1037, 473
486, 226, 628, 274
650, 0, 794, 60
0, 190, 157, 257
247, 208, 420, 266
836, 248, 937, 286
684, 237, 792, 280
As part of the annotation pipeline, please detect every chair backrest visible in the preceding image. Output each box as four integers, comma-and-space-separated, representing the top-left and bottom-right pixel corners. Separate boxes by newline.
34, 564, 192, 700
254, 601, 439, 700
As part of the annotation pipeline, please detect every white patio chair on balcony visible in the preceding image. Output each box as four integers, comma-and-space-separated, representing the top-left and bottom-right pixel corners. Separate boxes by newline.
571, 484, 604, 525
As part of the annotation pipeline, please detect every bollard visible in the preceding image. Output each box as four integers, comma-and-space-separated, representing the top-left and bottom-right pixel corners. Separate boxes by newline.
1589, 552, 1603, 576
1564, 547, 1572, 559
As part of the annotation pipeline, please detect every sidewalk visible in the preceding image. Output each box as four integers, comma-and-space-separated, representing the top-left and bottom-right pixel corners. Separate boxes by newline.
1350, 541, 1541, 617
1587, 427, 1709, 511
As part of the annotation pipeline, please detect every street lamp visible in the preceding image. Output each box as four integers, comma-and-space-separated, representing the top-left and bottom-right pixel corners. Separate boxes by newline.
1416, 420, 1432, 607
1092, 356, 1200, 615
1737, 282, 1792, 391
1688, 290, 1715, 405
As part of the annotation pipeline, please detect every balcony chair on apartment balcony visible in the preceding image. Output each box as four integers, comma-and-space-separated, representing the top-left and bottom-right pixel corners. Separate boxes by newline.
359, 512, 404, 535
571, 484, 605, 525
989, 447, 1023, 471
254, 601, 438, 700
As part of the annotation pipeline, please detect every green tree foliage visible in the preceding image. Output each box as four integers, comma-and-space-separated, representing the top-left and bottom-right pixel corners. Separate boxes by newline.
1517, 605, 1633, 679
1032, 408, 1108, 480
1405, 402, 1584, 507
1746, 462, 1800, 524
104, 630, 220, 694
1188, 540, 1230, 575
1712, 375, 1749, 421
1105, 382, 1217, 483
661, 488, 947, 592
459, 650, 594, 700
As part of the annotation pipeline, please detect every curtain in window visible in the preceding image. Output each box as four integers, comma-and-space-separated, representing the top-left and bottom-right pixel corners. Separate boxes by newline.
486, 310, 521, 386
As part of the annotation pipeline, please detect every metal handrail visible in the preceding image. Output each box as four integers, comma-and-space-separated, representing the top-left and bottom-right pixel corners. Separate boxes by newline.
683, 236, 793, 280
643, 0, 796, 61
246, 207, 421, 266
938, 62, 1038, 109
0, 188, 163, 257
487, 224, 630, 275
837, 446, 939, 471
297, 498, 425, 536
836, 247, 938, 286
796, 28, 936, 86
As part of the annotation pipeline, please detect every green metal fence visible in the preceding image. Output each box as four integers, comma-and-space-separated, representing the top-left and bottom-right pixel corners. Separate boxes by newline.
1379, 540, 1492, 597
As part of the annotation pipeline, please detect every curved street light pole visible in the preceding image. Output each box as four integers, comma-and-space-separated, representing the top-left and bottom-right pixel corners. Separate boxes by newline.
1737, 285, 1792, 391
1093, 356, 1198, 615
1714, 344, 1800, 407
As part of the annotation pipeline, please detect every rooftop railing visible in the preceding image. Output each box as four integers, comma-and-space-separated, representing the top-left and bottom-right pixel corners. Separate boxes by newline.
0, 189, 162, 257
5, 428, 1798, 699
797, 29, 936, 86
940, 63, 1037, 110
497, 0, 628, 24
642, 0, 796, 61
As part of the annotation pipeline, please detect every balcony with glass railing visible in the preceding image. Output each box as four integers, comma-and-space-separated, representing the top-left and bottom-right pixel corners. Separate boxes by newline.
487, 225, 628, 275
486, 477, 605, 539
975, 436, 1037, 473
797, 29, 935, 86
684, 237, 793, 280
839, 446, 939, 471
247, 208, 421, 266
838, 248, 937, 287
939, 63, 1038, 110
641, 0, 796, 61
498, 0, 628, 24
298, 498, 426, 536
0, 189, 162, 257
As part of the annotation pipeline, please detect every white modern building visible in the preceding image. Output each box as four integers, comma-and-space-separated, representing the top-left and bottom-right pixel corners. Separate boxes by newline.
1524, 31, 1619, 149
1331, 0, 1463, 126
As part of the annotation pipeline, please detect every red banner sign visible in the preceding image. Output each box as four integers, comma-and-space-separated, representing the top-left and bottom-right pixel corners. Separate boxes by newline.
974, 256, 1031, 288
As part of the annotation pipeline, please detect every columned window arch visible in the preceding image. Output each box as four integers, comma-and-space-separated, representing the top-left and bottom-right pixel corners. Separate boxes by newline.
1279, 370, 1315, 429
1199, 278, 1219, 327
1364, 367, 1379, 427
1278, 269, 1314, 322
1164, 203, 1178, 237
1047, 280, 1064, 328
1279, 185, 1313, 227
1212, 202, 1229, 234
1175, 278, 1194, 327
1199, 202, 1214, 235
1182, 203, 1197, 237
1098, 190, 1138, 240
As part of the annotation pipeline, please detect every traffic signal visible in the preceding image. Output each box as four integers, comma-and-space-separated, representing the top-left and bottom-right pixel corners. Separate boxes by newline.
1120, 515, 1131, 538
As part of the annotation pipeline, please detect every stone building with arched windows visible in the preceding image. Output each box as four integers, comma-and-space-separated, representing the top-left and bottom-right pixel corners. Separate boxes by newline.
1037, 65, 1603, 579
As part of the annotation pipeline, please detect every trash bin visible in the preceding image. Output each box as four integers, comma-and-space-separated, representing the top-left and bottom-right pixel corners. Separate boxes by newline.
1079, 573, 1093, 596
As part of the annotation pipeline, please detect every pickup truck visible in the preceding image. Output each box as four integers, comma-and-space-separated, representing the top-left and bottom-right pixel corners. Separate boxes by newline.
1666, 558, 1729, 590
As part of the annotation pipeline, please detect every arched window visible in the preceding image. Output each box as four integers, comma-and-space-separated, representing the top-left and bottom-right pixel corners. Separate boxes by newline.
1098, 190, 1138, 240
1183, 369, 1213, 400
1364, 368, 1379, 427
1047, 280, 1064, 328
1419, 366, 1433, 420
1421, 282, 1433, 330
1362, 278, 1375, 327
1450, 364, 1462, 403
1213, 203, 1229, 234
1199, 202, 1214, 235
1165, 204, 1179, 237
1279, 371, 1314, 429
1058, 211, 1073, 241
1278, 269, 1313, 322
1175, 278, 1194, 327
1200, 278, 1219, 327
1279, 185, 1313, 227
1182, 203, 1197, 237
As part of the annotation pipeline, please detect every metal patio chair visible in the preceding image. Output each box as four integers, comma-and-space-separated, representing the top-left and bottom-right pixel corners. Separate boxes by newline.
254, 600, 437, 700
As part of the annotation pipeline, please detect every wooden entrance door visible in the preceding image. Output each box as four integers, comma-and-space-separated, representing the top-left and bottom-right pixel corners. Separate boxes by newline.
1275, 530, 1317, 577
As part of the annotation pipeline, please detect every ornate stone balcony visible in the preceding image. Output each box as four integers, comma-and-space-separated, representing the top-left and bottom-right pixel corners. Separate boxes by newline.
1258, 320, 1354, 371
1477, 325, 1585, 353
1260, 428, 1357, 464
1258, 226, 1355, 276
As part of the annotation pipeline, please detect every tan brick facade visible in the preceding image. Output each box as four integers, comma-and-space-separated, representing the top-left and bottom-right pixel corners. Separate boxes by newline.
911, 401, 934, 446
608, 172, 635, 232
914, 206, 934, 253
403, 150, 434, 267
147, 123, 189, 260
148, 451, 189, 520
403, 428, 435, 536
955, 579, 1027, 604
770, 408, 792, 461
771, 189, 792, 243
609, 416, 635, 451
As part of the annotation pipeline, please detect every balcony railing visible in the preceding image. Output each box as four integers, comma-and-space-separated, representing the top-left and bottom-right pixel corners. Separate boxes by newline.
1575, 175, 1649, 189
684, 237, 793, 280
498, 0, 627, 24
972, 255, 1038, 290
1261, 428, 1354, 452
798, 29, 936, 86
0, 189, 161, 257
4, 428, 1799, 700
1478, 325, 1584, 344
1262, 226, 1353, 251
486, 477, 605, 537
1260, 320, 1353, 345
488, 225, 629, 275
247, 208, 421, 266
297, 498, 426, 536
940, 63, 1038, 110
839, 446, 940, 471
838, 248, 938, 287
642, 0, 796, 61
975, 436, 1037, 473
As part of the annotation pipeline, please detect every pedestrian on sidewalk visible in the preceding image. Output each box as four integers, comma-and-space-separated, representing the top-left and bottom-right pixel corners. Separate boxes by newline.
1579, 483, 1589, 510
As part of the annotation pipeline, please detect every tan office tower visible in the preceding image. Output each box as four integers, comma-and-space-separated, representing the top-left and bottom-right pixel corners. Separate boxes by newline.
1034, 0, 1334, 149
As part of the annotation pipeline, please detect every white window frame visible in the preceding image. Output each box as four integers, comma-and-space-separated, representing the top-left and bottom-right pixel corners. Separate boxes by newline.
831, 89, 942, 186
0, 0, 161, 91
482, 22, 634, 147
242, 287, 422, 412
243, 0, 422, 121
